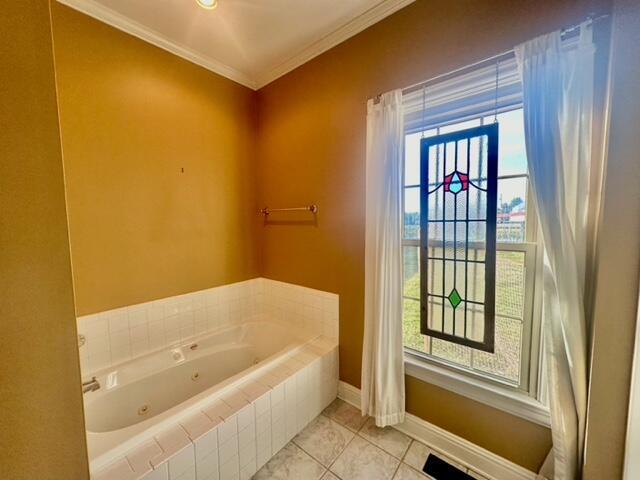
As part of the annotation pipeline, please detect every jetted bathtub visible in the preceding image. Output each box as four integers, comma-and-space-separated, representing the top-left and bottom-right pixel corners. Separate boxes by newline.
84, 320, 316, 471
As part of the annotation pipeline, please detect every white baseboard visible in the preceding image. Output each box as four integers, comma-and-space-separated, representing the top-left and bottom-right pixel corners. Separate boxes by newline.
337, 381, 540, 480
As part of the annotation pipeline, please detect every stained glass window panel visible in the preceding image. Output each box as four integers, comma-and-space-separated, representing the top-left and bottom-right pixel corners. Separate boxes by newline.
419, 124, 498, 353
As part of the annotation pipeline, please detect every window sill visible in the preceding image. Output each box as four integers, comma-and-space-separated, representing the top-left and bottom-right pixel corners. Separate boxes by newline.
404, 352, 551, 427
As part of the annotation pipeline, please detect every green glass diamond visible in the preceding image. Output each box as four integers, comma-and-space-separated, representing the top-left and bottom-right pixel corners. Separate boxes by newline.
448, 288, 462, 309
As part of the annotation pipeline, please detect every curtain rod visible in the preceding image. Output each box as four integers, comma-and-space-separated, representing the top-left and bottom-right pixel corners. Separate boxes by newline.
374, 13, 610, 100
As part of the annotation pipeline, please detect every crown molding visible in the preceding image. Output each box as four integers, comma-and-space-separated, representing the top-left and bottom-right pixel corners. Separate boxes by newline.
253, 0, 417, 88
56, 0, 415, 90
55, 0, 257, 89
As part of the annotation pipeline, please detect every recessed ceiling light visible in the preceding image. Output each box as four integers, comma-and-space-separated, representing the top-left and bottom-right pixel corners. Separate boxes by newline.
196, 0, 217, 10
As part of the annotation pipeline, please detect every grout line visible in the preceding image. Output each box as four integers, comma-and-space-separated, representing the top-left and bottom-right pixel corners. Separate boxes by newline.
325, 434, 355, 479
292, 414, 354, 476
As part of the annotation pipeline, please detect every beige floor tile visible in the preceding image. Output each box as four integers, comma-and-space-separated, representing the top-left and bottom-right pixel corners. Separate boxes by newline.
330, 435, 399, 480
253, 442, 325, 480
403, 440, 466, 473
294, 415, 354, 466
393, 463, 432, 479
323, 398, 368, 432
358, 417, 412, 459
322, 472, 341, 480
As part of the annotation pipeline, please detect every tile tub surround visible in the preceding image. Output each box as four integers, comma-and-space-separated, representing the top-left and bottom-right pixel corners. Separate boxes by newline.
77, 278, 339, 375
92, 337, 339, 479
253, 398, 491, 480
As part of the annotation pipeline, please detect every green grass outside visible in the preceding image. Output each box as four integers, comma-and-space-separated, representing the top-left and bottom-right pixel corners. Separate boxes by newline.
402, 250, 525, 382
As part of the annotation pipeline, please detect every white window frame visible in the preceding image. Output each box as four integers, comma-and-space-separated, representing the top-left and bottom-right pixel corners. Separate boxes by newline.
401, 56, 550, 426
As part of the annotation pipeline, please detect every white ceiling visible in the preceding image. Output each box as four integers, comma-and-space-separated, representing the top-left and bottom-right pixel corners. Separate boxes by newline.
58, 0, 415, 89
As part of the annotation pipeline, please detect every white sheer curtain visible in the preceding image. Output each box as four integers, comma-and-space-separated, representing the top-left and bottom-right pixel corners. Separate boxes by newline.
362, 90, 406, 427
515, 23, 595, 479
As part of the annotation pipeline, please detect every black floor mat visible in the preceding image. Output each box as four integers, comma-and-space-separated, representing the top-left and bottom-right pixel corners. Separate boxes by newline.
423, 453, 475, 479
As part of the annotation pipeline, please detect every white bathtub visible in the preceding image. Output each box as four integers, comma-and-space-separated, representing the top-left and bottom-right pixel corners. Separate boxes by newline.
85, 320, 316, 471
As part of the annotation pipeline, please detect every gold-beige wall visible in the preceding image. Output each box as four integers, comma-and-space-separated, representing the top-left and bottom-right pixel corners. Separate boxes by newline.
50, 3, 260, 316
256, 0, 610, 471
0, 1, 88, 478
10, 0, 628, 476
584, 0, 640, 477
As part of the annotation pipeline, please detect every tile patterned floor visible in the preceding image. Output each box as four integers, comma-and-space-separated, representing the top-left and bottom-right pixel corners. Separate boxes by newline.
253, 398, 490, 480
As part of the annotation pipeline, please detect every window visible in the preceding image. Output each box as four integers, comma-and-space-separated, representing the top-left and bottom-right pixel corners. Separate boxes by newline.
418, 123, 499, 353
402, 57, 543, 402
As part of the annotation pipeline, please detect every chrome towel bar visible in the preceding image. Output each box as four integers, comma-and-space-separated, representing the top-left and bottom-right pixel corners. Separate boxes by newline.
260, 204, 318, 216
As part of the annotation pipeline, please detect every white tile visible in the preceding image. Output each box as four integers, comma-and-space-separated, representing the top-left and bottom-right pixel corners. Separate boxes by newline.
174, 469, 196, 480
203, 400, 233, 423
256, 429, 271, 458
296, 398, 312, 431
152, 425, 192, 468
168, 444, 195, 479
93, 457, 137, 480
79, 354, 91, 373
196, 450, 219, 480
148, 319, 165, 334
130, 324, 149, 343
270, 384, 285, 405
256, 412, 271, 435
239, 458, 256, 480
206, 305, 220, 330
164, 299, 182, 317
271, 419, 286, 454
222, 390, 250, 413
111, 344, 132, 365
194, 319, 208, 336
219, 454, 239, 480
260, 372, 283, 388
254, 392, 271, 417
79, 314, 108, 338
129, 307, 148, 328
262, 368, 288, 388
132, 339, 150, 357
271, 401, 285, 423
204, 289, 219, 307
238, 381, 270, 404
109, 329, 131, 349
238, 424, 255, 449
88, 350, 111, 372
108, 311, 130, 333
149, 303, 165, 322
194, 428, 219, 462
238, 440, 256, 467
217, 416, 238, 445
192, 291, 206, 310
141, 464, 169, 480
218, 436, 239, 465
284, 378, 298, 441
237, 405, 255, 431
180, 325, 195, 341
181, 412, 218, 442
257, 444, 271, 470
127, 439, 163, 475
86, 338, 110, 357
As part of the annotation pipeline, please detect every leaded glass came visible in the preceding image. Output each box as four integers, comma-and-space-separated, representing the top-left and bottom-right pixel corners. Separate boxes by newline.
419, 124, 499, 353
